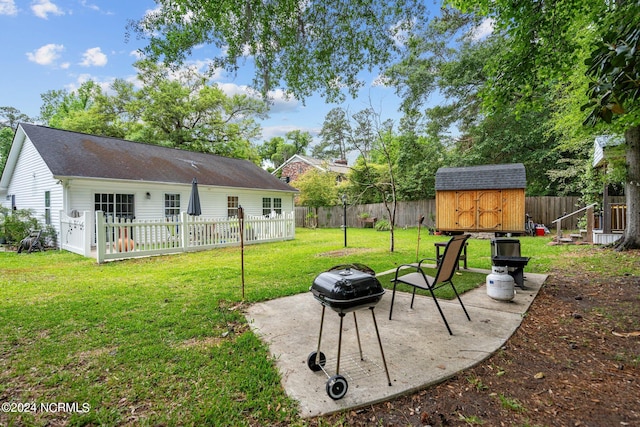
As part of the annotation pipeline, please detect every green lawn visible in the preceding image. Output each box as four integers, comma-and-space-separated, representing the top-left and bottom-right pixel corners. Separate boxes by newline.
0, 228, 635, 426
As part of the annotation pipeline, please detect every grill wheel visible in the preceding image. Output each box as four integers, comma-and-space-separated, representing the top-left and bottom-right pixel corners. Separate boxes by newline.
306, 351, 326, 372
326, 375, 348, 400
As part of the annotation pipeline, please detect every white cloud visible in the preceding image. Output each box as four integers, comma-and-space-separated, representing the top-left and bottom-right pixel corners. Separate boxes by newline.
0, 0, 18, 16
31, 0, 64, 19
80, 47, 107, 67
26, 43, 64, 66
129, 49, 144, 60
470, 18, 494, 41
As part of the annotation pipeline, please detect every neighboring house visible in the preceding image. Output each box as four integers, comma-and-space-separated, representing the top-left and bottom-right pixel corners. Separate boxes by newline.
0, 124, 297, 250
272, 154, 350, 183
592, 135, 626, 244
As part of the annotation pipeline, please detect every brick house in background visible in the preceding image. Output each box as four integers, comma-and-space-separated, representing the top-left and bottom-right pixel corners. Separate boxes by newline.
272, 154, 350, 183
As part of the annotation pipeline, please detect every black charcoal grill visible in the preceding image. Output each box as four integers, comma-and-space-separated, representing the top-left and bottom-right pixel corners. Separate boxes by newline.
307, 264, 391, 400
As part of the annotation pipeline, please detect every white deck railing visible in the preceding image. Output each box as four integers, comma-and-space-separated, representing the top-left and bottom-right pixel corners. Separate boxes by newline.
95, 211, 295, 263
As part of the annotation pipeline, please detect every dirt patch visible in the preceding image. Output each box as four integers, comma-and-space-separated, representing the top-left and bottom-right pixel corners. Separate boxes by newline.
316, 248, 376, 258
309, 264, 640, 426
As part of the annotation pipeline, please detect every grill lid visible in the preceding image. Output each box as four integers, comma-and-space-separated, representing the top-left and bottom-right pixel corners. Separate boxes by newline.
311, 265, 385, 312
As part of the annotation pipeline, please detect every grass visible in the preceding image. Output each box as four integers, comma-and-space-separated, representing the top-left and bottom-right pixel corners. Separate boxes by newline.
497, 394, 526, 413
0, 227, 636, 425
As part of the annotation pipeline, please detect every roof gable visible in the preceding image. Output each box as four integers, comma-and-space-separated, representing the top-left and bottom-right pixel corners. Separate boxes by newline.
593, 135, 624, 168
435, 163, 526, 191
273, 154, 350, 176
17, 124, 295, 192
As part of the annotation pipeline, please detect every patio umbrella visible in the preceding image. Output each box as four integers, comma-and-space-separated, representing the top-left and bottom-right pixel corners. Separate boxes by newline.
187, 178, 202, 216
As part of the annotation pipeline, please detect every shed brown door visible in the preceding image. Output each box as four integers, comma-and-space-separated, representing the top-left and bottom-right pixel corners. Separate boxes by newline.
477, 190, 502, 230
455, 191, 476, 229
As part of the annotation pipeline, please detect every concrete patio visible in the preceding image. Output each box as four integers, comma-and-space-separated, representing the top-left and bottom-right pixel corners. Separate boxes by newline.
246, 267, 547, 418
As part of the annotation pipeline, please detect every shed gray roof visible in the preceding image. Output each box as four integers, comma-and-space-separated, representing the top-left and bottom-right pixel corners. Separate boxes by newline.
20, 124, 295, 192
435, 163, 526, 191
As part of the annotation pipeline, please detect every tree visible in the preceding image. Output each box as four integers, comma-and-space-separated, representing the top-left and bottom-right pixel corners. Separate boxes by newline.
386, 10, 569, 196
447, 0, 640, 250
395, 133, 446, 201
294, 168, 340, 228
347, 109, 400, 252
40, 81, 104, 129
133, 60, 267, 162
0, 107, 32, 131
313, 107, 352, 161
1, 107, 33, 176
582, 1, 640, 250
0, 127, 14, 176
259, 130, 312, 169
38, 62, 268, 163
128, 0, 425, 102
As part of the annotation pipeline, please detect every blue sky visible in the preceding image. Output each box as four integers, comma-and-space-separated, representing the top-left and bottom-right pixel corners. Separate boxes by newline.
0, 0, 412, 150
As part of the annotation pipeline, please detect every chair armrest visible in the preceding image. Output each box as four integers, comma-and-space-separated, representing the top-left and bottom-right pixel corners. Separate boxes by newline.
392, 263, 433, 284
392, 263, 422, 282
417, 258, 437, 269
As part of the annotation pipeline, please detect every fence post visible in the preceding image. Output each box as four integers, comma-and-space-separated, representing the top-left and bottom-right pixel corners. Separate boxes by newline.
584, 207, 594, 243
181, 212, 189, 250
82, 211, 92, 256
95, 211, 105, 263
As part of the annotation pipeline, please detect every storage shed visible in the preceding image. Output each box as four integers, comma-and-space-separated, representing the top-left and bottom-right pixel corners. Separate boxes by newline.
435, 163, 526, 234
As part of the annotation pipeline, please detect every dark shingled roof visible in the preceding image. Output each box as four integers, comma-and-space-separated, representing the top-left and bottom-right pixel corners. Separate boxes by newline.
435, 163, 526, 191
21, 124, 295, 192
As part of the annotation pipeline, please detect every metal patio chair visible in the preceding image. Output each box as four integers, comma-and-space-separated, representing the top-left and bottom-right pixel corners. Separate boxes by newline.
388, 234, 471, 335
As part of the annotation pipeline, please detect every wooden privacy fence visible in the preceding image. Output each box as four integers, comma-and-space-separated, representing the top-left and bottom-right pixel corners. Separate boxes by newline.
295, 196, 626, 231
95, 211, 295, 263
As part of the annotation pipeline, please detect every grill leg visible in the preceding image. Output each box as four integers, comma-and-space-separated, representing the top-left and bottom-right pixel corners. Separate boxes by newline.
353, 312, 363, 361
336, 312, 345, 375
315, 305, 326, 366
370, 307, 392, 386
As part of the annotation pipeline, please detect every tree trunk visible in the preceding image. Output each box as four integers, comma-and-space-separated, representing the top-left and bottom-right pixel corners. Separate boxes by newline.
615, 125, 640, 250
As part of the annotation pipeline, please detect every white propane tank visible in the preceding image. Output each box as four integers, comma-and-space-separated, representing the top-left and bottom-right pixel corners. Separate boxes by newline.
486, 266, 515, 301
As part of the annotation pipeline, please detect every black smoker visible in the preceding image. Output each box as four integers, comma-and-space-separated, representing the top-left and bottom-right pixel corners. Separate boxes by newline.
307, 264, 391, 400
491, 238, 530, 288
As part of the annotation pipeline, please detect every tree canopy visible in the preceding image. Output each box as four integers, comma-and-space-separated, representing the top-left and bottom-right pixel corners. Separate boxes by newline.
38, 62, 269, 164
128, 0, 426, 102
446, 0, 639, 248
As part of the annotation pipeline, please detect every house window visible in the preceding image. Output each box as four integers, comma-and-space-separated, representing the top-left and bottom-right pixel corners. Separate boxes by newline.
227, 196, 239, 218
44, 191, 51, 225
95, 193, 135, 220
164, 194, 180, 219
262, 197, 282, 216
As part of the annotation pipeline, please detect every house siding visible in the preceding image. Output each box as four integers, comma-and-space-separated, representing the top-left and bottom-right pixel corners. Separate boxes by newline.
1, 125, 296, 249
4, 136, 63, 234
60, 180, 294, 247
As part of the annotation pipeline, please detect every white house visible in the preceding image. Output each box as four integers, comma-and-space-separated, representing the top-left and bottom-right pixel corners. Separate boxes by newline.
1, 124, 297, 259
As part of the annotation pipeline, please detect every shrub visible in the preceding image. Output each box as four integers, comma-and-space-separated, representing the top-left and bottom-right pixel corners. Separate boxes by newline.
0, 207, 51, 246
374, 218, 390, 231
